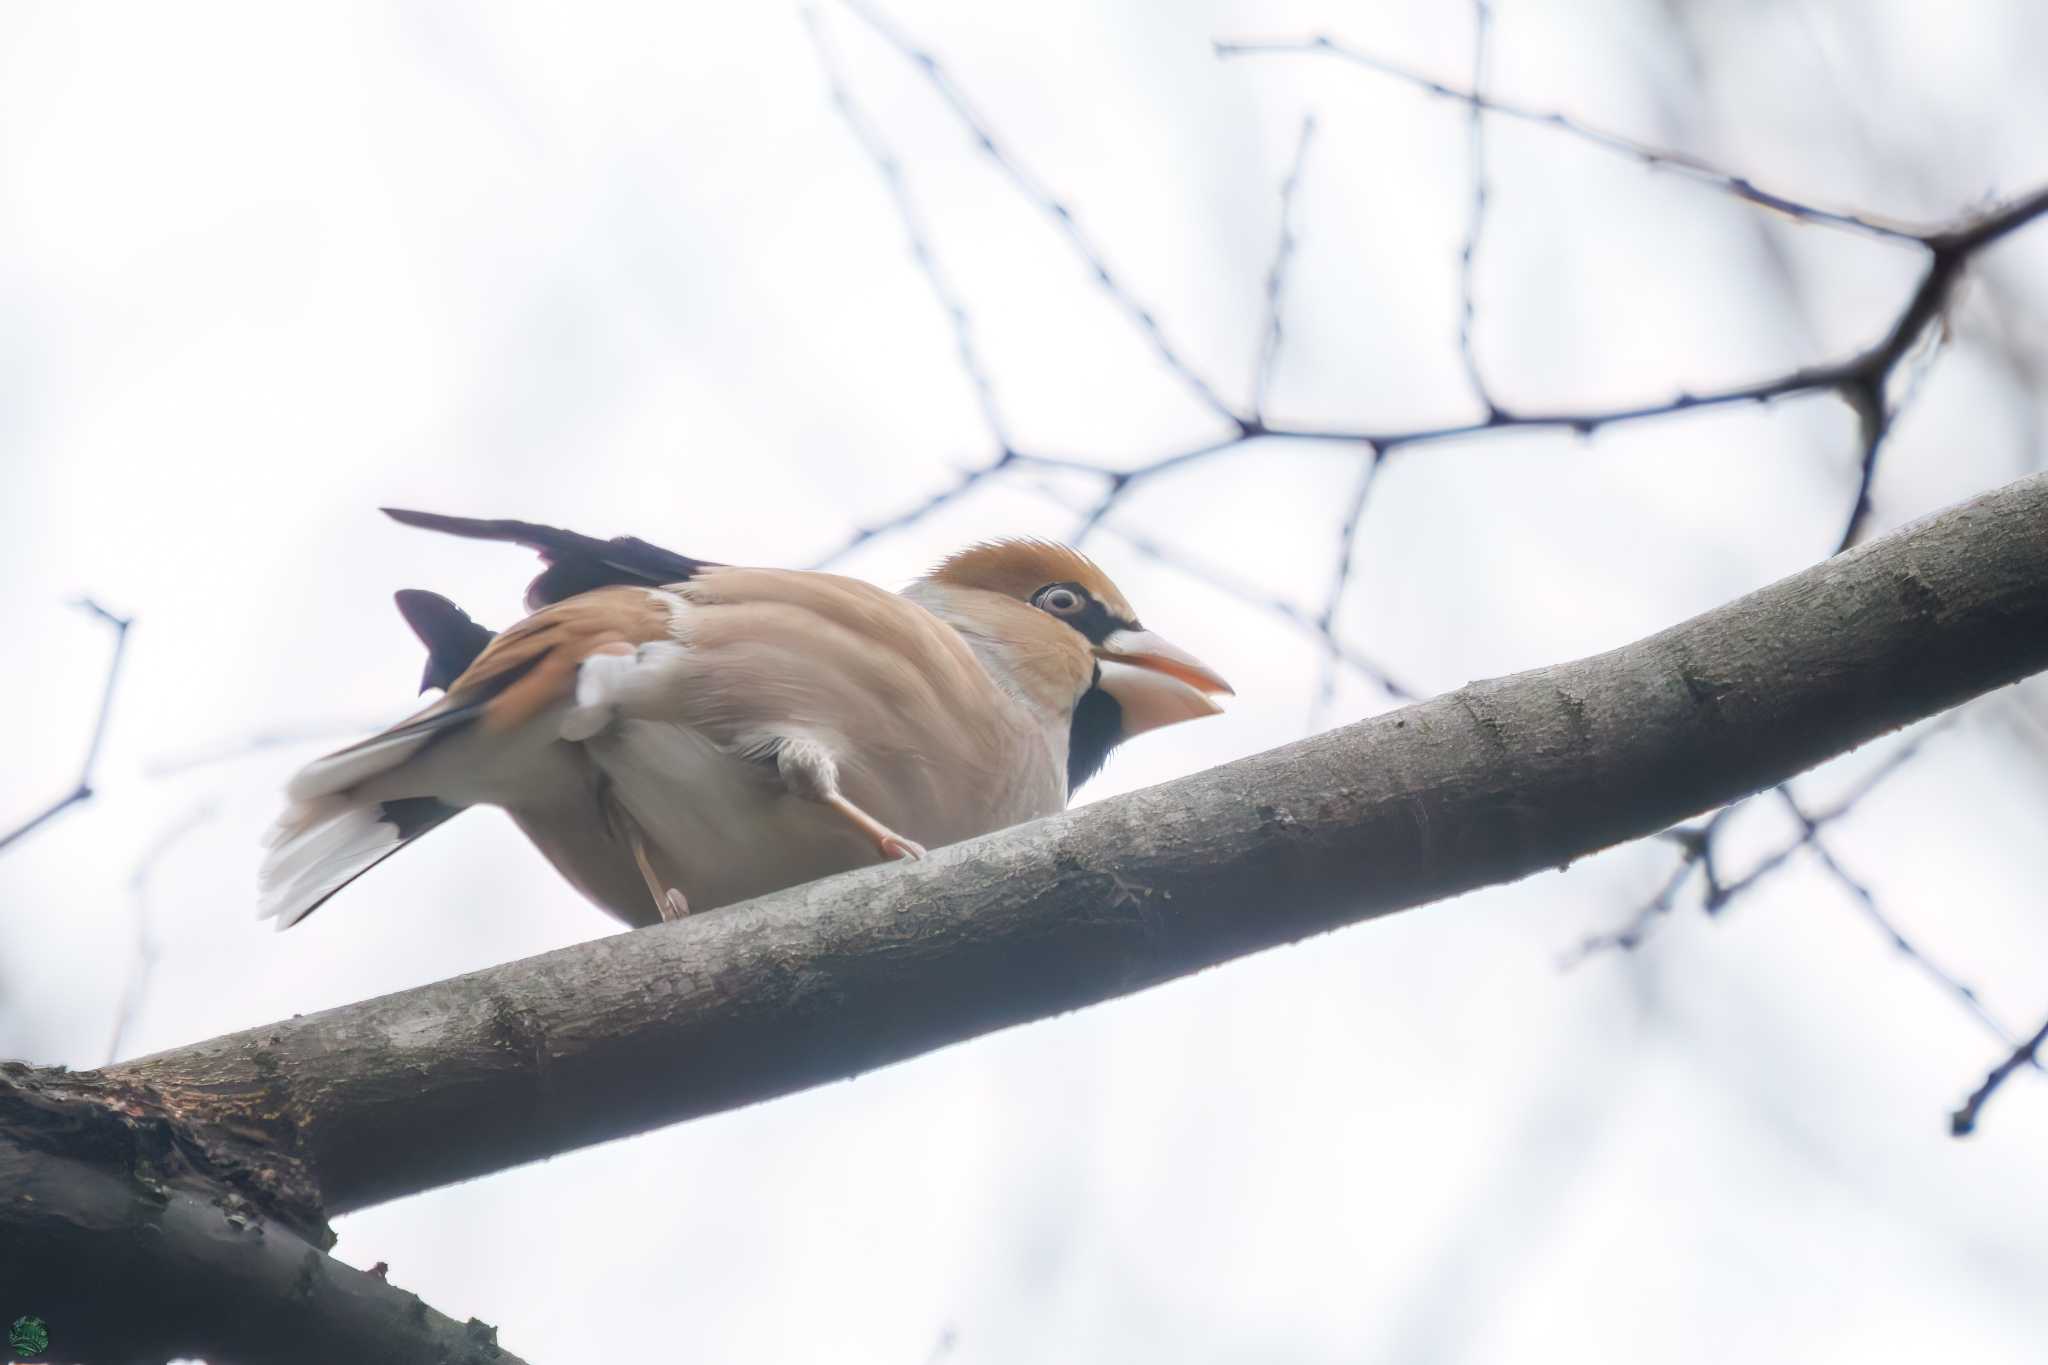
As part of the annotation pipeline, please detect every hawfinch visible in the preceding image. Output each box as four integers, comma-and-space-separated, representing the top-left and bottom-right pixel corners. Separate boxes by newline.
259, 510, 1232, 930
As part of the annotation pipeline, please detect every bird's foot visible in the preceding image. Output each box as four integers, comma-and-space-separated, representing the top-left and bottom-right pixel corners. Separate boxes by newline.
660, 888, 691, 921
817, 791, 926, 864
877, 833, 926, 862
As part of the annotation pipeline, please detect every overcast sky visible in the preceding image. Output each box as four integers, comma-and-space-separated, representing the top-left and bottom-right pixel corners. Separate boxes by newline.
4, 1, 2047, 1361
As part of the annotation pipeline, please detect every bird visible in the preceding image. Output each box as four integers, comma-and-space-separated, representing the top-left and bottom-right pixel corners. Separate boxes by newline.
259, 509, 1233, 931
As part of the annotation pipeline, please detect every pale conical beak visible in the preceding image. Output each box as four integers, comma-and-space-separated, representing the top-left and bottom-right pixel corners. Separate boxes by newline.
1093, 629, 1233, 736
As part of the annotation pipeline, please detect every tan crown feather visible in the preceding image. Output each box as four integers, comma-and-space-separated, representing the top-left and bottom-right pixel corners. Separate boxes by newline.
923, 539, 1136, 622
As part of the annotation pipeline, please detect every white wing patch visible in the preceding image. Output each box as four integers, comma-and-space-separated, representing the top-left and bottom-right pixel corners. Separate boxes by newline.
560, 641, 690, 742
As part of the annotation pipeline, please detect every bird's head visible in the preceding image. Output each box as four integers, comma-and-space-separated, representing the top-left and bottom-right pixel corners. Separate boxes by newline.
918, 539, 1232, 785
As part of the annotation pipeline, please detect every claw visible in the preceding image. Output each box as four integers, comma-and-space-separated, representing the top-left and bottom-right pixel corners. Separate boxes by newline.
879, 834, 926, 862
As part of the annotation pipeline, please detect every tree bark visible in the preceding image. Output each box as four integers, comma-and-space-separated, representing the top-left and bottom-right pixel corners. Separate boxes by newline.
96, 471, 2048, 1218
0, 1064, 525, 1365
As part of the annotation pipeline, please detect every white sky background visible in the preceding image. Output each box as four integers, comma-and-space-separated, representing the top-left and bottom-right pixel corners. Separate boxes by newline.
4, 0, 2048, 1360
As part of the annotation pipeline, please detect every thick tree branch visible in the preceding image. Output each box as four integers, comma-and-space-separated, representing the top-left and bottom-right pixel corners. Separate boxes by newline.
0, 1065, 525, 1365
83, 472, 2048, 1219
80, 472, 2048, 1216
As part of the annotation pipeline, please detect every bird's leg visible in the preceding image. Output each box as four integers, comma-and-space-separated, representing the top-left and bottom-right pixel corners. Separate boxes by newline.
822, 793, 927, 862
631, 834, 692, 922
776, 738, 927, 862
605, 788, 690, 922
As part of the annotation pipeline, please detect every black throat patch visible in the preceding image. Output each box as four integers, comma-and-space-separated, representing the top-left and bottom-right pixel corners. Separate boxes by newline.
1066, 666, 1123, 792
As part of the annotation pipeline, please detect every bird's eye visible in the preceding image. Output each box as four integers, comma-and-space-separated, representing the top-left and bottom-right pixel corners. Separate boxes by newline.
1035, 585, 1085, 616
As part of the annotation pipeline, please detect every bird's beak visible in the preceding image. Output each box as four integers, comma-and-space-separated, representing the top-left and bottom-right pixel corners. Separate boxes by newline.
1093, 629, 1233, 736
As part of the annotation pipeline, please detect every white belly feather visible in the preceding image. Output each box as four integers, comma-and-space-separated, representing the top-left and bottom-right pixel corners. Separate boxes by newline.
585, 720, 870, 912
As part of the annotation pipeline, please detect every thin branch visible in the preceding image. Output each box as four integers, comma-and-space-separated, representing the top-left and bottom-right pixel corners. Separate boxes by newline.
1570, 714, 1959, 961
1064, 475, 1129, 549
0, 599, 132, 854
1251, 113, 1317, 421
1214, 34, 1929, 245
106, 800, 223, 1065
796, 7, 2048, 724
1210, 35, 2048, 537
1836, 379, 1894, 555
1561, 807, 1735, 962
1951, 1012, 2048, 1137
1023, 476, 1419, 701
104, 471, 2048, 1214
840, 0, 1245, 425
1455, 1, 1496, 411
804, 5, 1015, 453
1835, 302, 1948, 552
1310, 450, 1388, 725
820, 174, 2048, 578
1561, 841, 1706, 960
807, 461, 1003, 569
1781, 788, 2023, 1050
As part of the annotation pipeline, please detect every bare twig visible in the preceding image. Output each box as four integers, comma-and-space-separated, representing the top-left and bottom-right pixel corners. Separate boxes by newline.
804, 5, 1015, 452
1561, 841, 1707, 960
1951, 1012, 2048, 1137
1835, 306, 1948, 552
105, 801, 223, 1065
1024, 476, 1419, 702
840, 0, 1245, 425
808, 461, 1002, 569
1454, 1, 1496, 412
1571, 713, 2038, 1098
1214, 33, 1928, 244
1252, 114, 1317, 421
802, 7, 2048, 728
1561, 807, 1736, 962
1215, 34, 2048, 539
1781, 788, 2024, 1050
0, 599, 132, 854
1064, 475, 1130, 549
1570, 716, 1958, 961
1310, 450, 1388, 725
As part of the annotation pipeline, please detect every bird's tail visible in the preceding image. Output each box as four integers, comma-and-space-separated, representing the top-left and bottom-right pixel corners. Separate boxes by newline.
258, 791, 461, 929
259, 590, 502, 928
258, 699, 477, 928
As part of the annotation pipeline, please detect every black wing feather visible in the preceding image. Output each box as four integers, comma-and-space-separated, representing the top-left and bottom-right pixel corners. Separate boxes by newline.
381, 507, 719, 609
394, 589, 495, 693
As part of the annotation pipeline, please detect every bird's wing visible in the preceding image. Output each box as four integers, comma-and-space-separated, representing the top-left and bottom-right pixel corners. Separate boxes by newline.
381, 507, 720, 610
648, 568, 1014, 761
289, 571, 1009, 809
580, 569, 1065, 852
